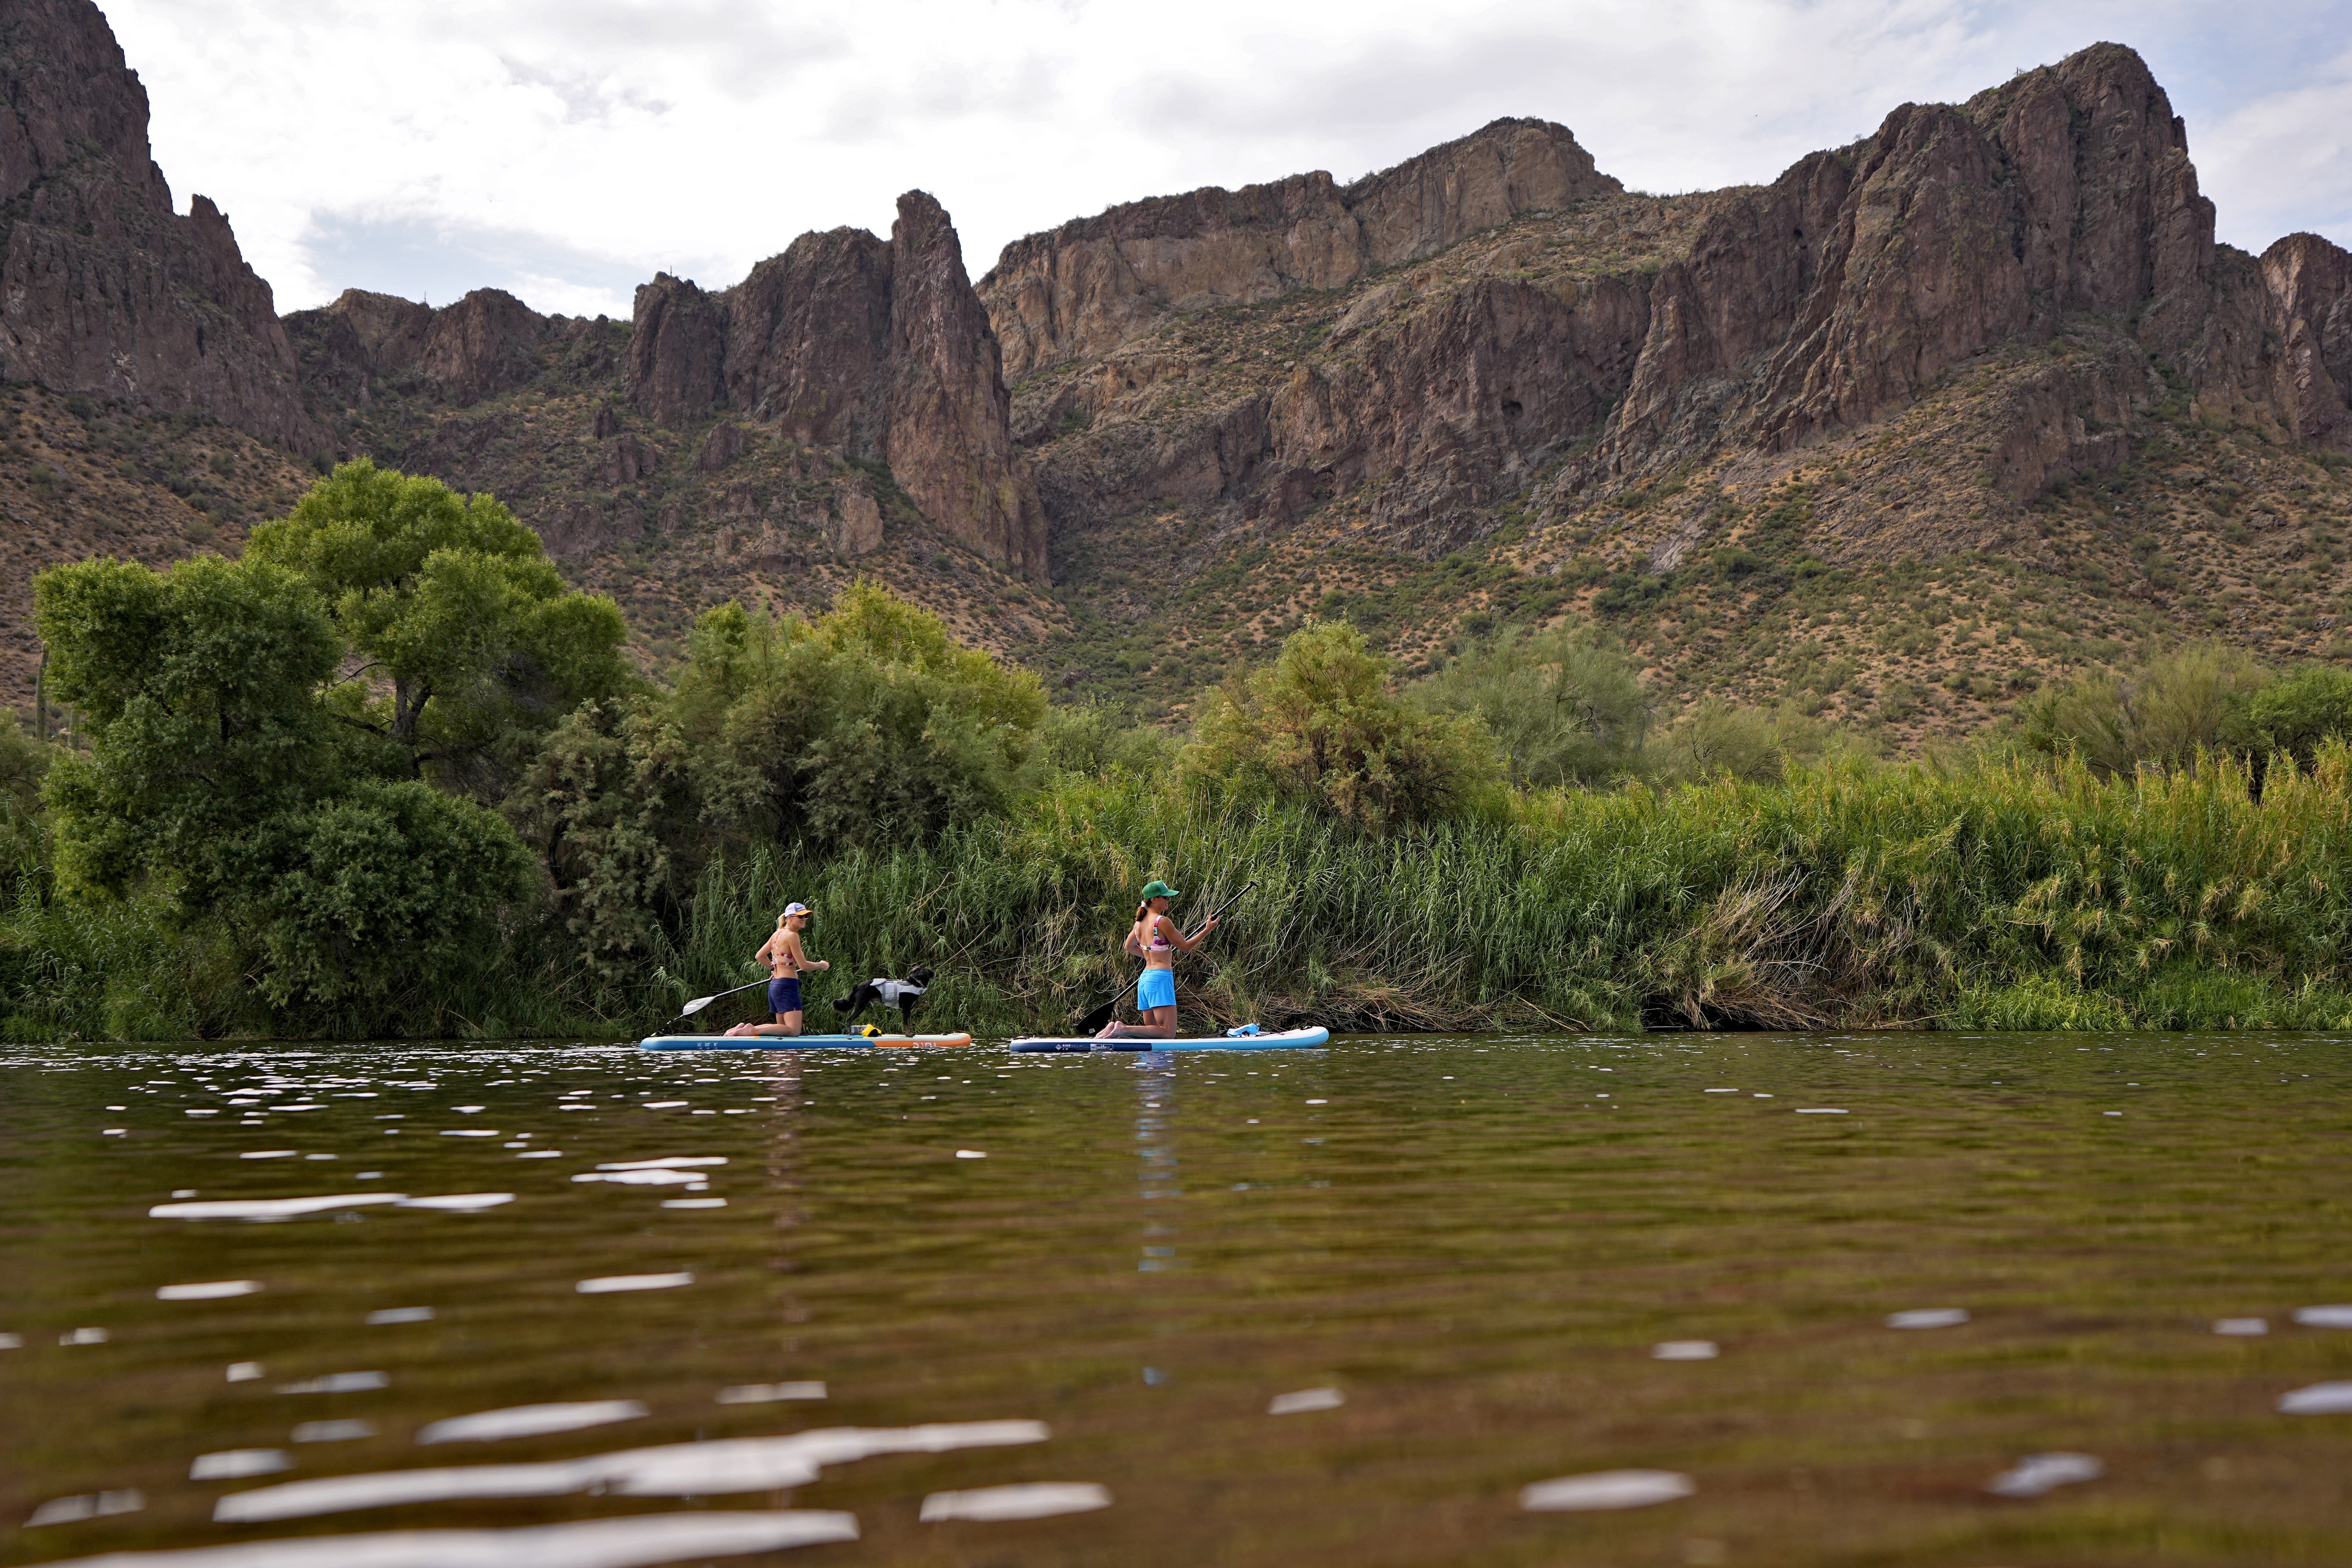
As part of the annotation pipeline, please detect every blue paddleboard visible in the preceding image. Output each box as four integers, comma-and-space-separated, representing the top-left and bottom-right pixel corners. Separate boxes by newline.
1008, 1026, 1328, 1054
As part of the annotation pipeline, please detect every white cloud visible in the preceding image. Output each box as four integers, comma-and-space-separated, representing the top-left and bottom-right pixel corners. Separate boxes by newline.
98, 0, 2352, 320
2197, 45, 2352, 253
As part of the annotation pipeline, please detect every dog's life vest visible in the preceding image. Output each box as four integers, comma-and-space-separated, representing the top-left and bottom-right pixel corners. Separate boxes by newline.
867, 978, 926, 1006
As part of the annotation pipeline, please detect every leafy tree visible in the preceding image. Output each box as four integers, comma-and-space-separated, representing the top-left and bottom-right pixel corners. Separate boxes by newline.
1185, 619, 1500, 831
506, 697, 703, 984
33, 552, 537, 1019
2237, 664, 2352, 769
247, 459, 631, 794
35, 554, 343, 902
1646, 698, 1845, 785
1410, 624, 1648, 787
245, 777, 536, 1009
2023, 643, 2268, 777
681, 583, 1049, 844
0, 717, 55, 895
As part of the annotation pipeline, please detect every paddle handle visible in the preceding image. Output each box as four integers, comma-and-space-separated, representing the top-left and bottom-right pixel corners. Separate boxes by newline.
1187, 879, 1256, 940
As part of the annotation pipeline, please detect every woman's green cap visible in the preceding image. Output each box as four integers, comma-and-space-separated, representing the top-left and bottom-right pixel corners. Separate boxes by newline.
1140, 880, 1181, 900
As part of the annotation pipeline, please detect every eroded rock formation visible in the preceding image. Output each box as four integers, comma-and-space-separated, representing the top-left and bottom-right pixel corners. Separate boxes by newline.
980, 118, 1620, 378
0, 0, 321, 450
617, 192, 1046, 578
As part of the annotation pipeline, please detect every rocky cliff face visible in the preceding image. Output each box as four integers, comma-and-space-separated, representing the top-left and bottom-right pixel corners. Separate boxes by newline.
0, 0, 320, 451
620, 192, 1046, 577
1007, 43, 2352, 570
980, 117, 1620, 380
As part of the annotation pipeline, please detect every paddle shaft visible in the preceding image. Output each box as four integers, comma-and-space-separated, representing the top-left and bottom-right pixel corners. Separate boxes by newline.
1077, 881, 1257, 1032
674, 976, 772, 1020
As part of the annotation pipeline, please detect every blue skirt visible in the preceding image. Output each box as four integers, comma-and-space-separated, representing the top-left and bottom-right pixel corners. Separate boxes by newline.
1137, 968, 1177, 1010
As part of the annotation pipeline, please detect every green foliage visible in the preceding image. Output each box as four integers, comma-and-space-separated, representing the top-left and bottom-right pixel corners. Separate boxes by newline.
2023, 641, 2268, 776
1185, 618, 1503, 832
680, 582, 1049, 845
34, 553, 343, 903
640, 741, 2352, 1038
1037, 701, 1181, 779
2238, 664, 2352, 768
507, 697, 702, 984
30, 549, 540, 1026
247, 458, 630, 794
1645, 698, 1857, 785
0, 720, 54, 896
512, 583, 1050, 985
1411, 624, 1647, 788
242, 777, 537, 1010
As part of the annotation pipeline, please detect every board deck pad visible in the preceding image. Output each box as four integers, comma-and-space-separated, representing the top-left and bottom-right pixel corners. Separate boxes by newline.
1009, 1026, 1329, 1053
641, 1032, 974, 1051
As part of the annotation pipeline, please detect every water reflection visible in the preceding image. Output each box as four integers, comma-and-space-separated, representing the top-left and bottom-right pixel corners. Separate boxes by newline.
214, 1421, 1049, 1521
46, 1512, 857, 1567
918, 1481, 1112, 1521
1519, 1470, 1696, 1511
415, 1400, 648, 1444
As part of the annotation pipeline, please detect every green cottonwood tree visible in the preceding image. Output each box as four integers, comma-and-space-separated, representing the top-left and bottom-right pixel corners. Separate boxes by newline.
33, 553, 536, 1017
1185, 619, 1501, 831
246, 459, 631, 795
1410, 624, 1650, 788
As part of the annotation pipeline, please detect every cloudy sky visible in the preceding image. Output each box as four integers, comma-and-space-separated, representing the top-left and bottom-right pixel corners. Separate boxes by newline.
108, 0, 2352, 321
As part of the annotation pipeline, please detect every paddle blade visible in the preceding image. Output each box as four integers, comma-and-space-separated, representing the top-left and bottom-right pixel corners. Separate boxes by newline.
679, 995, 714, 1015
1077, 1000, 1117, 1035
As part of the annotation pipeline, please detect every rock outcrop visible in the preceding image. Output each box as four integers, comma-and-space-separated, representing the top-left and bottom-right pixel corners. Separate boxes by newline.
627, 272, 725, 427
1606, 45, 2250, 463
285, 287, 550, 412
2261, 233, 2352, 449
615, 193, 1047, 578
0, 0, 321, 450
980, 118, 1621, 378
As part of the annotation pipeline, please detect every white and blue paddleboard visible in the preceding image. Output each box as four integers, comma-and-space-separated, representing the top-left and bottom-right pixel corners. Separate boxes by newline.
1008, 1026, 1328, 1054
641, 1032, 975, 1051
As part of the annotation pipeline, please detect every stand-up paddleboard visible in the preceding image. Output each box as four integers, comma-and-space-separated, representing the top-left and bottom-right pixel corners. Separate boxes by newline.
1009, 1026, 1328, 1054
641, 1032, 974, 1051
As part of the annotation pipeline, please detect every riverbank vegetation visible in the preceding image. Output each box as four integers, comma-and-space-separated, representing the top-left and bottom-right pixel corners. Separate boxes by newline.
8, 463, 2352, 1041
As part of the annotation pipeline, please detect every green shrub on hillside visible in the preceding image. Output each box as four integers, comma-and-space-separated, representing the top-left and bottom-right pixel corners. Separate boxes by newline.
1410, 625, 1648, 787
1186, 619, 1502, 831
2023, 642, 2267, 775
2238, 664, 2352, 769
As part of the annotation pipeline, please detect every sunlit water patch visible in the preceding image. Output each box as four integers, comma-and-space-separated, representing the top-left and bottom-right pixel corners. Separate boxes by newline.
4, 1033, 2352, 1565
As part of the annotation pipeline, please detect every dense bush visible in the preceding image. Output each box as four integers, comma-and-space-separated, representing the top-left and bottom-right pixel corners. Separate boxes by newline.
30, 549, 540, 1026
247, 458, 630, 797
2023, 642, 2268, 776
1186, 619, 1501, 831
1408, 625, 1647, 787
512, 584, 1050, 984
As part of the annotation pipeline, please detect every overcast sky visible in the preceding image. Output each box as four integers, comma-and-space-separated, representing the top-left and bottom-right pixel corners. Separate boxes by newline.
106, 0, 2352, 321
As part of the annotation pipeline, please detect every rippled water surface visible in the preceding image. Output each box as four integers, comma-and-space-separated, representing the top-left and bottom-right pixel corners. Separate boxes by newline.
5, 1033, 2352, 1566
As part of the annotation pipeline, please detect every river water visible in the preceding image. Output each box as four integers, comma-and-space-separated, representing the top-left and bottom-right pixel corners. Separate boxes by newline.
2, 1033, 2349, 1566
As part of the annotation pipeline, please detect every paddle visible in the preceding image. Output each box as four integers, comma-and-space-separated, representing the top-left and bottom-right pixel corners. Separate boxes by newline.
670, 977, 771, 1024
1075, 880, 1258, 1036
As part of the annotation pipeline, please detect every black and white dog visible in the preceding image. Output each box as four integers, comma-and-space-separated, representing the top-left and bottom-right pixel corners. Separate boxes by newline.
834, 966, 935, 1032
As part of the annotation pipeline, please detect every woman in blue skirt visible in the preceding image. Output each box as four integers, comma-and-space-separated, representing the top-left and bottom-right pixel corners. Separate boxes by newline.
1095, 879, 1218, 1040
